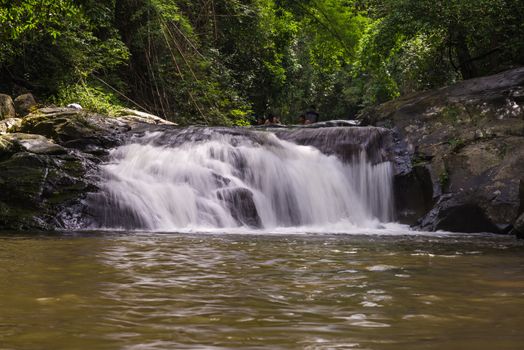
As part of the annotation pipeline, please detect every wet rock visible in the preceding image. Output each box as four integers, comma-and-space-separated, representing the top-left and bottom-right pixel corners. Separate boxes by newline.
0, 106, 179, 231
513, 213, 524, 239
418, 194, 501, 233
394, 165, 434, 225
217, 187, 262, 228
0, 94, 16, 120
360, 67, 524, 233
276, 126, 394, 164
14, 93, 37, 117
0, 144, 97, 231
307, 119, 361, 127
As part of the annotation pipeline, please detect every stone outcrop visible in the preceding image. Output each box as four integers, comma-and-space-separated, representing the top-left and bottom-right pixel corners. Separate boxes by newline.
276, 126, 392, 164
19, 108, 129, 156
359, 67, 524, 234
117, 108, 178, 126
14, 93, 37, 117
0, 94, 16, 120
0, 134, 97, 230
0, 106, 175, 231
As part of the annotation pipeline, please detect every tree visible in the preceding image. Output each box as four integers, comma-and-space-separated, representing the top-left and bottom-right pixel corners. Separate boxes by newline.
358, 0, 524, 98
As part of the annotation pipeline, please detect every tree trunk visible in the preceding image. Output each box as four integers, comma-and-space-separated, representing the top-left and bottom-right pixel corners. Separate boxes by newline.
453, 31, 478, 79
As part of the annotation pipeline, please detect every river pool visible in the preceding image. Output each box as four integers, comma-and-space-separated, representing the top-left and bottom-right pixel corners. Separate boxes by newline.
0, 232, 523, 349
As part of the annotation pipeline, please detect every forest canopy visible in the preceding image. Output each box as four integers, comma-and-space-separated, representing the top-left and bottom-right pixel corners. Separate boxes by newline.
1, 0, 523, 124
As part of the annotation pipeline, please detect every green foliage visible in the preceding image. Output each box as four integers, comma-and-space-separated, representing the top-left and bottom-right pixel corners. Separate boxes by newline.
441, 105, 464, 123
0, 0, 79, 40
0, 0, 129, 102
1, 0, 523, 125
439, 169, 450, 189
447, 138, 465, 153
52, 82, 125, 117
358, 0, 524, 100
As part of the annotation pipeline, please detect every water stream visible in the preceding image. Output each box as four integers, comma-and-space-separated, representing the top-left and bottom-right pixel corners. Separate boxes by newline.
87, 127, 394, 232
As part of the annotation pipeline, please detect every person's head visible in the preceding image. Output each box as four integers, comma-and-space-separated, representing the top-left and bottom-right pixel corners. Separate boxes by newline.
268, 113, 275, 123
298, 114, 306, 124
309, 105, 316, 111
257, 115, 266, 125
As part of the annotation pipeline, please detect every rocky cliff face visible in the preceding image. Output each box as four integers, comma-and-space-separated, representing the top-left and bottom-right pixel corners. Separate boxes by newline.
360, 67, 524, 234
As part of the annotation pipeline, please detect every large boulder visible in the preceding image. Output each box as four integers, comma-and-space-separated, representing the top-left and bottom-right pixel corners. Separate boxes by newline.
0, 94, 16, 120
14, 93, 37, 117
19, 108, 128, 155
419, 194, 503, 233
276, 126, 393, 164
393, 165, 435, 225
0, 134, 97, 231
359, 67, 524, 234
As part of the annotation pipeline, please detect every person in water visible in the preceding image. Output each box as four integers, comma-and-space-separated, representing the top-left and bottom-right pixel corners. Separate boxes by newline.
304, 105, 319, 124
265, 113, 281, 125
256, 115, 267, 125
298, 114, 306, 125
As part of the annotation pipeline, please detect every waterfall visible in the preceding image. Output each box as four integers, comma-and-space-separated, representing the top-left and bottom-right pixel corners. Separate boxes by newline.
87, 126, 395, 231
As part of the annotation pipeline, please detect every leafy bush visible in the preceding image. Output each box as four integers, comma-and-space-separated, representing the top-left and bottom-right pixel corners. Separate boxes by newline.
52, 82, 125, 117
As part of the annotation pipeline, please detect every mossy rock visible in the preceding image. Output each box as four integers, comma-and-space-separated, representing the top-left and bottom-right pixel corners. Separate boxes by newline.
20, 110, 98, 142
0, 153, 48, 208
0, 136, 19, 160
0, 146, 96, 231
359, 67, 524, 232
0, 94, 16, 120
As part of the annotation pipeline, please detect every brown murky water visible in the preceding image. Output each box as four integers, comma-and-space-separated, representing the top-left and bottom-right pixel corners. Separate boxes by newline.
0, 232, 523, 350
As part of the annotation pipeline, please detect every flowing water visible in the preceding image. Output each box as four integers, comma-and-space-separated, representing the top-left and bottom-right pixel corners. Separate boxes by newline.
85, 127, 394, 231
0, 232, 522, 350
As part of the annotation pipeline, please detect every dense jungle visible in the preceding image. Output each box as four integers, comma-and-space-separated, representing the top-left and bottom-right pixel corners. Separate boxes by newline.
1, 0, 523, 124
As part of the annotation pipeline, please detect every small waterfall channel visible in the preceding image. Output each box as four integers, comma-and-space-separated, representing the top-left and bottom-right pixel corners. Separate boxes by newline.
87, 126, 395, 232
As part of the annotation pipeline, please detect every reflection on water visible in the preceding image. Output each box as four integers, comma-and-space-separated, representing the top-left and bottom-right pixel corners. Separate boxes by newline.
0, 232, 523, 349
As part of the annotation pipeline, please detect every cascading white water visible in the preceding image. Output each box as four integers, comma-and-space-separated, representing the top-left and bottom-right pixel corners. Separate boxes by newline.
89, 127, 394, 231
